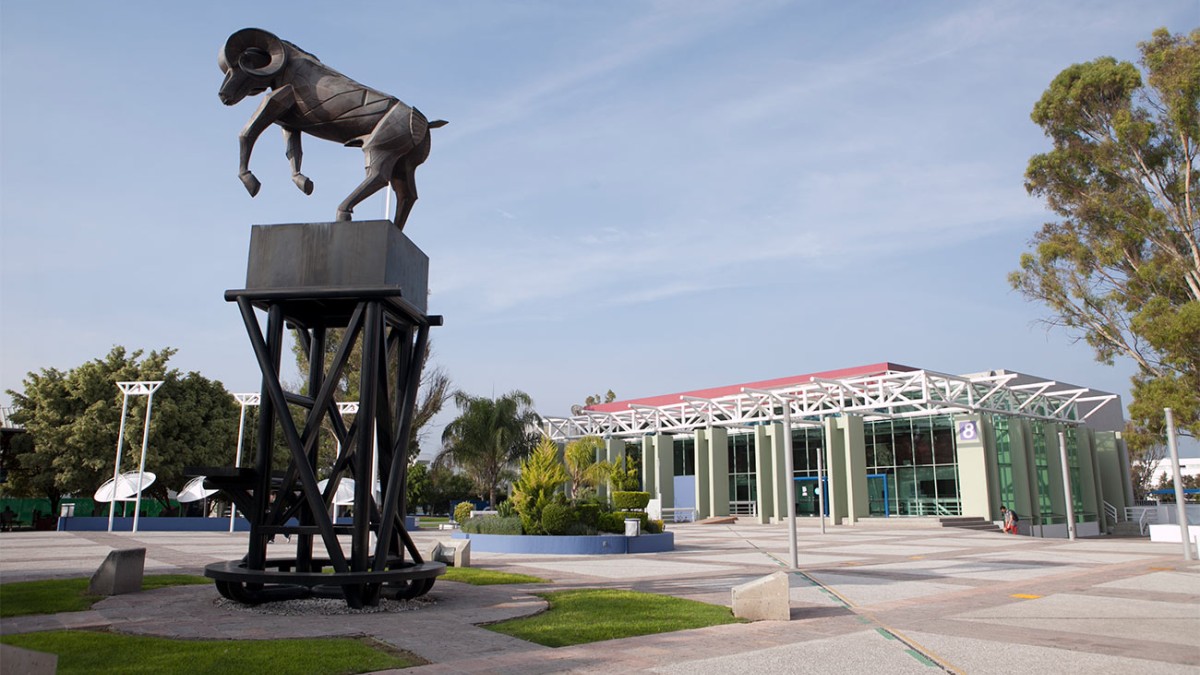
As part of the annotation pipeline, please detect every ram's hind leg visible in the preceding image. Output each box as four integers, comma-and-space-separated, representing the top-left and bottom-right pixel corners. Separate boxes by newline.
336, 151, 395, 221
389, 163, 418, 231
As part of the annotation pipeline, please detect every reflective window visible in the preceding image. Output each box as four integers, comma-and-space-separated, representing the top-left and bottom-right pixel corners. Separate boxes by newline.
864, 415, 961, 517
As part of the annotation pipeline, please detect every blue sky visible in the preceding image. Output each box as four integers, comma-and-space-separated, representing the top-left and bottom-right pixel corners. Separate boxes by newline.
2, 1, 1197, 458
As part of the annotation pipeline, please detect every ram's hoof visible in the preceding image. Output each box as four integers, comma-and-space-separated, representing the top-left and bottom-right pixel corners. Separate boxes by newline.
293, 174, 313, 195
335, 210, 352, 221
240, 172, 261, 197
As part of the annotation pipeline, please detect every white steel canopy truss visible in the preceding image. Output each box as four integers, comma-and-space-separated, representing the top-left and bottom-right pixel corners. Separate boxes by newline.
542, 369, 1118, 441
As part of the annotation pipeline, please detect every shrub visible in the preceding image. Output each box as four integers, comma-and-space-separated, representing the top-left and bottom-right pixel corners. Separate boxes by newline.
612, 491, 651, 510
511, 438, 569, 535
496, 499, 516, 518
540, 502, 578, 535
461, 515, 523, 535
645, 519, 664, 534
453, 501, 474, 525
597, 512, 625, 533
575, 503, 601, 528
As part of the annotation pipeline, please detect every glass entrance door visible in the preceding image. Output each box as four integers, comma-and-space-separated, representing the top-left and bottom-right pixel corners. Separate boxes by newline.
867, 473, 890, 517
794, 477, 827, 516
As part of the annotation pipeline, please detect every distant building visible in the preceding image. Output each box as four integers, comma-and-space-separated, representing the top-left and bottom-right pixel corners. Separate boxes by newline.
1150, 457, 1200, 485
543, 362, 1132, 538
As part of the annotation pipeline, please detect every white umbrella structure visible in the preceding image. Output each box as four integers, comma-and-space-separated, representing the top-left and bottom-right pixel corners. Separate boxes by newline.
176, 476, 219, 504
94, 471, 157, 503
318, 478, 359, 506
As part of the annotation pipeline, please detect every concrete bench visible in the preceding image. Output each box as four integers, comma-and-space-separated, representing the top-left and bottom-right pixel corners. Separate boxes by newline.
426, 538, 471, 567
731, 571, 790, 621
89, 547, 146, 596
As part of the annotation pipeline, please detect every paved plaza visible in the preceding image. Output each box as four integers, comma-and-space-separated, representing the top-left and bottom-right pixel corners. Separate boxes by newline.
2, 520, 1198, 673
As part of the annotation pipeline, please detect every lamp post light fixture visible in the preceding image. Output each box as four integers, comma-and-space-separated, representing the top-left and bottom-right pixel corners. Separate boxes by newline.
109, 381, 164, 533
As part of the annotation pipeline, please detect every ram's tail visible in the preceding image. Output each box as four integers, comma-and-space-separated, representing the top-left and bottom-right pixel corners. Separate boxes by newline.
429, 120, 449, 129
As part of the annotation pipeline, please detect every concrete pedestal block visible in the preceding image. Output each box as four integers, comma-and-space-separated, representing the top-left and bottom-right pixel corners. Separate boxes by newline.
731, 571, 790, 621
427, 539, 470, 567
0, 645, 57, 675
88, 547, 146, 595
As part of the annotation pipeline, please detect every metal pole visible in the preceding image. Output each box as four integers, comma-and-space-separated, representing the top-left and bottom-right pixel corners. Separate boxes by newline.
1058, 431, 1076, 541
817, 424, 827, 535
1165, 409, 1193, 561
131, 388, 158, 533
230, 400, 249, 533
108, 391, 132, 532
782, 403, 798, 570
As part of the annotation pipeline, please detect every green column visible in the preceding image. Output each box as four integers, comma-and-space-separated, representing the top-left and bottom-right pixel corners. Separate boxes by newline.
1075, 427, 1100, 526
654, 433, 674, 507
1043, 422, 1068, 526
694, 429, 711, 519
1008, 419, 1036, 525
769, 423, 788, 523
824, 417, 847, 525
641, 436, 655, 495
754, 425, 773, 524
953, 414, 991, 519
1094, 431, 1128, 517
842, 415, 867, 524
709, 427, 730, 517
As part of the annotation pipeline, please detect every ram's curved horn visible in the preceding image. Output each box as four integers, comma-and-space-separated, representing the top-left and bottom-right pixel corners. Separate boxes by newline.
222, 28, 287, 77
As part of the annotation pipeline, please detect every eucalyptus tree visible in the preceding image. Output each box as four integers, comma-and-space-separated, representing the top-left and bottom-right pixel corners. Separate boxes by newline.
435, 390, 540, 507
1011, 28, 1199, 450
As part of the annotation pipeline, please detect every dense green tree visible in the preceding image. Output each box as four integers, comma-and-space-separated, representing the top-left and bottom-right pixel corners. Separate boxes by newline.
6, 347, 237, 514
571, 390, 616, 416
1010, 28, 1199, 452
436, 390, 539, 506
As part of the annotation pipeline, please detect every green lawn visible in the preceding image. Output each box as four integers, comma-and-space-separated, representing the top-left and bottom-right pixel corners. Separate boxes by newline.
440, 567, 547, 585
0, 631, 422, 674
485, 589, 743, 647
0, 575, 210, 618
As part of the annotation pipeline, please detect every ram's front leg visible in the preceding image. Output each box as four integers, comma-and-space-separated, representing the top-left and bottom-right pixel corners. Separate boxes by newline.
236, 85, 297, 196
282, 127, 313, 195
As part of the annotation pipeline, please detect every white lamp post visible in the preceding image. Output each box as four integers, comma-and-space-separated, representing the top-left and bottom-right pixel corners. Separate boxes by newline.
229, 393, 261, 532
109, 381, 163, 533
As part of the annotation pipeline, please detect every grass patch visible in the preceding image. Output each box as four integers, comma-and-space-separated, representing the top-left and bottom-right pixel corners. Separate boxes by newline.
0, 575, 209, 618
0, 631, 422, 674
440, 567, 547, 585
417, 516, 450, 526
486, 589, 742, 647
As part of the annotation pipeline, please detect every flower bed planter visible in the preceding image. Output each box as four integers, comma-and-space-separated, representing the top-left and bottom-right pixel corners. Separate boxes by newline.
450, 531, 673, 554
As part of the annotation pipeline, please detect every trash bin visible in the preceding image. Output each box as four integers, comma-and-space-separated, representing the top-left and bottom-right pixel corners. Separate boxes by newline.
624, 518, 641, 536
60, 503, 75, 517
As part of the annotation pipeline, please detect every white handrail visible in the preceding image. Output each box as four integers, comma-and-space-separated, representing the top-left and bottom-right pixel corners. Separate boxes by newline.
1103, 500, 1119, 525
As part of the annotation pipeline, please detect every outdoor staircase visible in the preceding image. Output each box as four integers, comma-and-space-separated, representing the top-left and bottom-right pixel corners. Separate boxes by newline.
1109, 521, 1147, 538
936, 516, 1000, 532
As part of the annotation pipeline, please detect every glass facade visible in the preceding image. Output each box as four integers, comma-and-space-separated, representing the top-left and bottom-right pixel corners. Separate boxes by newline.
727, 432, 756, 512
790, 427, 825, 516
863, 415, 961, 517
994, 415, 1015, 509
673, 437, 695, 477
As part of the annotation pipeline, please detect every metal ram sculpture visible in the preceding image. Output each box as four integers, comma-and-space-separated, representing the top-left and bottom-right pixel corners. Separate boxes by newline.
219, 28, 446, 229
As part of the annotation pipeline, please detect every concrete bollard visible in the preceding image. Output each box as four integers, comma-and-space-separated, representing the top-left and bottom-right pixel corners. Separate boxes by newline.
88, 547, 146, 596
731, 571, 791, 621
427, 539, 470, 567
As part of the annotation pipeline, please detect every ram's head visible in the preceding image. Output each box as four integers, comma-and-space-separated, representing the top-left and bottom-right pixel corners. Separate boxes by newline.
218, 28, 288, 106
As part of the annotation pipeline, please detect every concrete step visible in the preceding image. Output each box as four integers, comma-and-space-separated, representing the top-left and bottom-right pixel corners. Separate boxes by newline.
938, 517, 1001, 531
1110, 521, 1147, 537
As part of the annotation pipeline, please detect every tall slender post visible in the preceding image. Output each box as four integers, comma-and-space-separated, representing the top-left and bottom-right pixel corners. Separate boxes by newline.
229, 394, 259, 533
817, 422, 827, 535
1057, 431, 1076, 541
1165, 409, 1193, 561
782, 403, 798, 570
108, 392, 132, 532
131, 384, 162, 533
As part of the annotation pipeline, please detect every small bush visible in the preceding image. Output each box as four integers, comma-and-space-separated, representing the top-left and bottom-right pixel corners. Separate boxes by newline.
540, 502, 578, 535
645, 519, 664, 534
597, 512, 625, 533
461, 515, 523, 535
564, 522, 596, 535
496, 499, 516, 518
612, 491, 651, 510
576, 503, 601, 527
453, 502, 474, 525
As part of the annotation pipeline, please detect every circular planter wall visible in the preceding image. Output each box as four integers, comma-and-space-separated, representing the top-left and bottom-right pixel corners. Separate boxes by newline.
451, 531, 673, 554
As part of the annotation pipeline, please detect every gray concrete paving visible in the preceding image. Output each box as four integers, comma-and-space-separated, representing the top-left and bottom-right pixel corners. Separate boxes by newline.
1, 521, 1197, 673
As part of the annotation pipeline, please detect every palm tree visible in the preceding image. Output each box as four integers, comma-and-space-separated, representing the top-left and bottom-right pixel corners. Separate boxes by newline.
563, 435, 609, 499
435, 390, 539, 506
